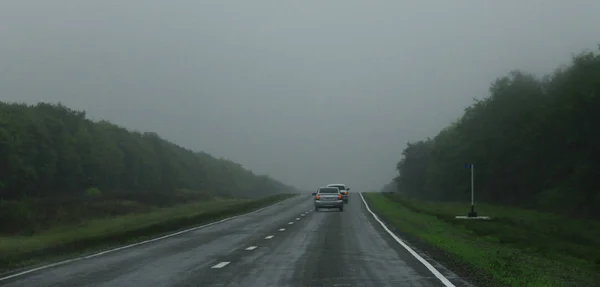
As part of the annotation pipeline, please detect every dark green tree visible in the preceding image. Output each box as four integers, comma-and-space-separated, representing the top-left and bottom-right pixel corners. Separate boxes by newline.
0, 102, 297, 202
393, 47, 600, 218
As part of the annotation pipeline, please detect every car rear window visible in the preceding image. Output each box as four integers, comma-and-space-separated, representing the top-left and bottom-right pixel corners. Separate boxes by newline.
319, 187, 339, 193
330, 185, 345, 190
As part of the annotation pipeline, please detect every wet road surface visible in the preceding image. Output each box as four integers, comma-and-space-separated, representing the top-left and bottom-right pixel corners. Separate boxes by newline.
0, 193, 474, 287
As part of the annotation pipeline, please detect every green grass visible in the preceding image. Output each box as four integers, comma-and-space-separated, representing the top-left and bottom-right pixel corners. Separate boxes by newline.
362, 192, 600, 287
0, 189, 217, 235
0, 193, 294, 273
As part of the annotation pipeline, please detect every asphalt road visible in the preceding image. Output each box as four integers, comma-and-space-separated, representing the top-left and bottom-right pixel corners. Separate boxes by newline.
0, 193, 474, 287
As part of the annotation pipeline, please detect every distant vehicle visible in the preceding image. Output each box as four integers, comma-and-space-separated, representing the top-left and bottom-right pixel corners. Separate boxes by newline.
313, 187, 344, 212
327, 183, 349, 203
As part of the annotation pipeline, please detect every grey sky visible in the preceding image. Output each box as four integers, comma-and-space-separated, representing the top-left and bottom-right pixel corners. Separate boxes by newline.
1, 1, 599, 192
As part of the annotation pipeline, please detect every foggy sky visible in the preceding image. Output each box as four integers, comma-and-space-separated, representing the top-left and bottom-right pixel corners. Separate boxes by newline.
1, 1, 599, 192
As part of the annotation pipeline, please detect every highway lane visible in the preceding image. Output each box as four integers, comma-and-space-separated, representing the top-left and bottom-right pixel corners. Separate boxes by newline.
0, 193, 473, 287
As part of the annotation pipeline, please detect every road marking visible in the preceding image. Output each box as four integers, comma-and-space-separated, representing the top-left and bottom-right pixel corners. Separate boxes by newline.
211, 262, 230, 268
279, 228, 285, 231
265, 235, 274, 239
296, 218, 300, 220
0, 195, 298, 282
359, 193, 456, 287
288, 221, 294, 224
301, 214, 305, 216
245, 246, 257, 251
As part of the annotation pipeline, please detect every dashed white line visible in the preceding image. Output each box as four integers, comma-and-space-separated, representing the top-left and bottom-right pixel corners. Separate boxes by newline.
288, 221, 294, 225
265, 235, 274, 239
279, 228, 285, 232
296, 218, 300, 220
211, 262, 230, 268
245, 246, 257, 250
301, 214, 305, 216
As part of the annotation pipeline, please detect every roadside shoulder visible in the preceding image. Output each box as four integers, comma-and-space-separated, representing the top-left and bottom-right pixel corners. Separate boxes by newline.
359, 192, 492, 287
0, 194, 297, 282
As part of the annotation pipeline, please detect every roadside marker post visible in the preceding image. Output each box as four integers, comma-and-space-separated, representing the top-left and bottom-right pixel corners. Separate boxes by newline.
455, 163, 491, 220
467, 163, 477, 217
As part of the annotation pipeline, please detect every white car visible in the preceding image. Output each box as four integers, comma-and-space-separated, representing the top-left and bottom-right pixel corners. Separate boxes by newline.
313, 186, 344, 212
327, 183, 349, 203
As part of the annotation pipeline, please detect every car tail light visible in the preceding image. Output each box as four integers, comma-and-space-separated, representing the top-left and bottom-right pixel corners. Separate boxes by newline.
343, 191, 347, 195
337, 194, 342, 200
315, 195, 320, 199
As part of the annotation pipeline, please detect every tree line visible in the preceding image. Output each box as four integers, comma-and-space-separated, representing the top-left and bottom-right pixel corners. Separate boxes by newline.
0, 102, 297, 202
392, 47, 600, 218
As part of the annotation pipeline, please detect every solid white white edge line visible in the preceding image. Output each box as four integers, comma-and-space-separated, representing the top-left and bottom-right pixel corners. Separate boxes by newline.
211, 261, 230, 268
0, 194, 299, 282
358, 192, 455, 287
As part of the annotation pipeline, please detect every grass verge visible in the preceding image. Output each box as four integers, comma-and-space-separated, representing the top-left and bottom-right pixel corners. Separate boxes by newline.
0, 193, 295, 274
362, 192, 600, 287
